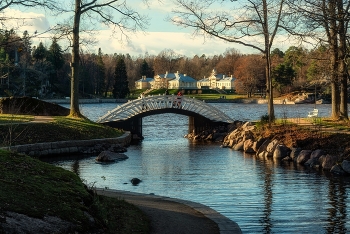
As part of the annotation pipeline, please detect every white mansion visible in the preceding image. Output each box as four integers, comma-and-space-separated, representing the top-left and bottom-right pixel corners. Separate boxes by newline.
135, 69, 236, 90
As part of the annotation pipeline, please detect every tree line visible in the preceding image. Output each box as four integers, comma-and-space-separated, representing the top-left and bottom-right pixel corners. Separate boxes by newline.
0, 0, 349, 121
0, 31, 339, 101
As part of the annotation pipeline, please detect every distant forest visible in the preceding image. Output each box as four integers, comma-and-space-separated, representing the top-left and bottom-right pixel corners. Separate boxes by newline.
0, 31, 333, 99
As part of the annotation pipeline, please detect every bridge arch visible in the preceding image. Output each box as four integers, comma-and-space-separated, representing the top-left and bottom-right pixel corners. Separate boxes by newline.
97, 95, 234, 137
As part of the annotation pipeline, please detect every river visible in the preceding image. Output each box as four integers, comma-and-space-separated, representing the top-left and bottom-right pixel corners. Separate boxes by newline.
48, 103, 349, 234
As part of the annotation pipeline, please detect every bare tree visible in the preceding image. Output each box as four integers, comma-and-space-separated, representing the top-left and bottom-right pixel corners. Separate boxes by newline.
292, 0, 350, 120
171, 0, 293, 123
67, 0, 149, 117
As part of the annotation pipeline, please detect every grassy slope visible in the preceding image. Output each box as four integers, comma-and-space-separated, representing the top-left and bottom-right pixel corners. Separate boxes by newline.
0, 117, 150, 233
0, 117, 124, 147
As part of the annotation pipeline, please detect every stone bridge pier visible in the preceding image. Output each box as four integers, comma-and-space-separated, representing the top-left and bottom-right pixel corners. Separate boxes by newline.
104, 115, 229, 139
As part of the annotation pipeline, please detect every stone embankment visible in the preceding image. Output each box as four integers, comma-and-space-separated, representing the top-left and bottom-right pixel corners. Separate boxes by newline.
1, 132, 131, 158
221, 122, 350, 176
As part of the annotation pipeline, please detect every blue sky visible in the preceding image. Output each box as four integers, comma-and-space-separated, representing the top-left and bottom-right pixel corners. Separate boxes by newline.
2, 0, 297, 57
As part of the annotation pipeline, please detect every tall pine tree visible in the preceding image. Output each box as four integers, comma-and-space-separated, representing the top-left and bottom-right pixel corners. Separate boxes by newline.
113, 55, 129, 98
96, 48, 105, 96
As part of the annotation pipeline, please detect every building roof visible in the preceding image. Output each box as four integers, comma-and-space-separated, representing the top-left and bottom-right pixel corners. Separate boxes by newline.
171, 73, 197, 82
136, 77, 154, 82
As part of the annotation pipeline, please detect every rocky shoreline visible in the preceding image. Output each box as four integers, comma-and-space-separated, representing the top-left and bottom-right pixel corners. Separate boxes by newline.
185, 121, 350, 176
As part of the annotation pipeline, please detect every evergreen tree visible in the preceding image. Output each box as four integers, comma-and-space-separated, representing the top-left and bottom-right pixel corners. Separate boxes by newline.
140, 59, 153, 77
113, 55, 129, 98
47, 38, 64, 71
32, 42, 47, 62
96, 48, 105, 96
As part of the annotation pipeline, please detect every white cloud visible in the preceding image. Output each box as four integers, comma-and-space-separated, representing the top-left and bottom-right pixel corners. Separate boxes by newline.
2, 9, 50, 35
93, 30, 260, 57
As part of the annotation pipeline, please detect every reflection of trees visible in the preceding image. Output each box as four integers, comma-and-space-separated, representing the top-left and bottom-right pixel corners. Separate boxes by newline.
326, 178, 347, 233
71, 160, 80, 176
257, 158, 274, 233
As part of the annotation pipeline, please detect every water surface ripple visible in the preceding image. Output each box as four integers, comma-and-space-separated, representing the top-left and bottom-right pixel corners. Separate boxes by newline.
52, 103, 350, 233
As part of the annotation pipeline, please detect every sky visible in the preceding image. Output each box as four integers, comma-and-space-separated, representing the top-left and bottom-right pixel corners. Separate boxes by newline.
2, 0, 300, 58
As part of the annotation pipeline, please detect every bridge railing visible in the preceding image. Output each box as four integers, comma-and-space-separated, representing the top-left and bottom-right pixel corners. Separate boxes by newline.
97, 95, 233, 123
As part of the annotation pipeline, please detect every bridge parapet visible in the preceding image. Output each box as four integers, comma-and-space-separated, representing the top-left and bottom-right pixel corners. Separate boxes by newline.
97, 95, 233, 123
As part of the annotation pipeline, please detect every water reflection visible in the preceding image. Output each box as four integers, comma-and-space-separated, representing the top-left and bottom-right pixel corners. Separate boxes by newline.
71, 160, 80, 176
49, 103, 350, 233
326, 178, 348, 233
254, 156, 274, 234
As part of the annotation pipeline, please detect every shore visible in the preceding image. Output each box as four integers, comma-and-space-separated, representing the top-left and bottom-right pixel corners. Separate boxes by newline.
42, 97, 297, 105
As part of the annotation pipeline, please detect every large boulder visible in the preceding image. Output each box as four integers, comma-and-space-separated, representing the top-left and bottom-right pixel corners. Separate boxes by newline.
321, 154, 338, 170
95, 151, 128, 162
310, 149, 325, 159
256, 139, 271, 157
252, 138, 267, 152
297, 150, 312, 164
266, 139, 279, 157
243, 139, 255, 153
290, 148, 302, 161
273, 144, 290, 160
341, 160, 350, 174
330, 164, 347, 175
233, 141, 244, 151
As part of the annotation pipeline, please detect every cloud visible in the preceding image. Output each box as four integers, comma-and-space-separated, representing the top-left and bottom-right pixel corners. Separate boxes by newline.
93, 30, 259, 57
2, 9, 50, 35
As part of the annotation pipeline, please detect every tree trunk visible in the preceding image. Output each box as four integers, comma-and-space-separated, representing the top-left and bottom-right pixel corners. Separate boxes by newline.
327, 0, 340, 120
69, 0, 83, 118
337, 0, 348, 120
263, 0, 274, 123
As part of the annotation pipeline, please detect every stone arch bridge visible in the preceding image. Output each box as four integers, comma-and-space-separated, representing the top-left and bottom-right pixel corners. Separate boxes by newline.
97, 95, 234, 137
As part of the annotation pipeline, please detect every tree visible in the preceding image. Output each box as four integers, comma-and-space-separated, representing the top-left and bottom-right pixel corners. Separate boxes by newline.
293, 0, 350, 120
113, 55, 129, 98
234, 55, 265, 97
171, 0, 294, 123
271, 63, 295, 94
32, 42, 47, 62
95, 48, 105, 96
140, 59, 153, 78
68, 0, 148, 117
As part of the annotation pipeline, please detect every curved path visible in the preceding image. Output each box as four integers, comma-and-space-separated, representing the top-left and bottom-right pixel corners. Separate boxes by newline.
96, 189, 242, 234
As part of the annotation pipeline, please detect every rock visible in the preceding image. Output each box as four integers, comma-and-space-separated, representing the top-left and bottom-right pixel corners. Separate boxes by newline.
252, 138, 266, 152
256, 139, 271, 157
330, 164, 346, 175
297, 150, 312, 164
266, 139, 279, 157
109, 145, 127, 153
322, 154, 338, 170
305, 157, 320, 168
273, 144, 290, 160
290, 148, 302, 161
243, 139, 255, 153
131, 178, 141, 185
233, 141, 244, 151
95, 151, 128, 162
341, 160, 350, 174
310, 149, 325, 159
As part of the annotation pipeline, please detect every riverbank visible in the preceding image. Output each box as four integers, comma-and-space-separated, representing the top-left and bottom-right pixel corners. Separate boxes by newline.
42, 97, 296, 104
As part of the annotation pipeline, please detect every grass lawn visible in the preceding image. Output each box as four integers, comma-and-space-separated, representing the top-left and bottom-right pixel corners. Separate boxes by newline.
0, 116, 124, 147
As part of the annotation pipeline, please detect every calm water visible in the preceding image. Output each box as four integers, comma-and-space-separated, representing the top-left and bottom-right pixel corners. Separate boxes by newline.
51, 103, 349, 234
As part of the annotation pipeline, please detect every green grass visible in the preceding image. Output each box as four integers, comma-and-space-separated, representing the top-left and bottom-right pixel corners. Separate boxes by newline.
0, 149, 150, 233
0, 114, 34, 123
0, 116, 124, 147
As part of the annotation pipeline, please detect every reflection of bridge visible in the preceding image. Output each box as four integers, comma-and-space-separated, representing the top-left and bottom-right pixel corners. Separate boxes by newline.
97, 95, 234, 136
